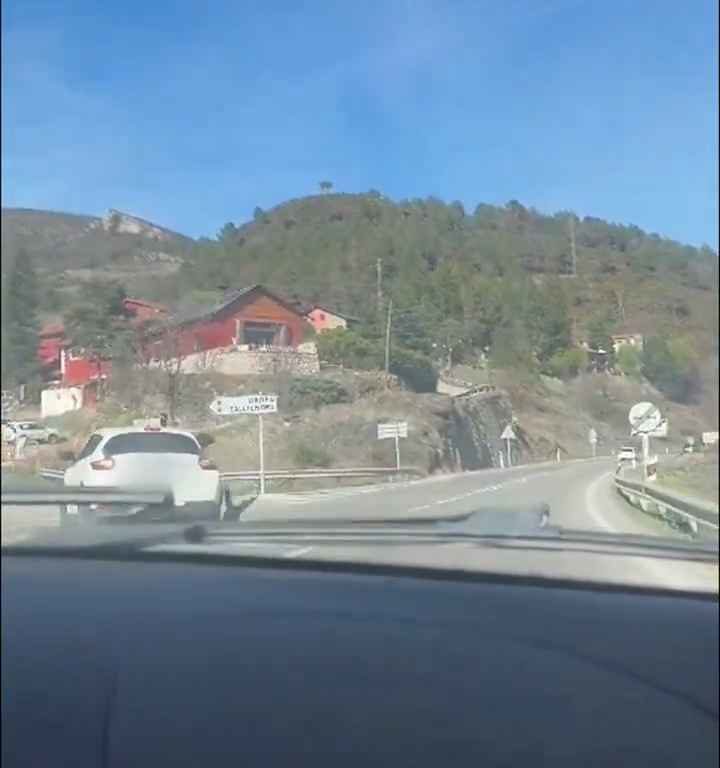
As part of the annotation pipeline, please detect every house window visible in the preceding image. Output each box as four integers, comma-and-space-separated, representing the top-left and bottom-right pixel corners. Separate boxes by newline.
318, 312, 326, 321
243, 322, 279, 347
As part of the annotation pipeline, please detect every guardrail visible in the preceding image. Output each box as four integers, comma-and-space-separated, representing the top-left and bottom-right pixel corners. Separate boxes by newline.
614, 474, 719, 539
37, 466, 424, 485
220, 467, 424, 481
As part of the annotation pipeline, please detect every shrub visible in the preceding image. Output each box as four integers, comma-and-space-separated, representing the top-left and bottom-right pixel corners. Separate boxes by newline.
615, 346, 642, 379
642, 336, 701, 403
288, 379, 351, 409
545, 348, 587, 380
390, 348, 438, 393
292, 442, 332, 468
315, 328, 382, 369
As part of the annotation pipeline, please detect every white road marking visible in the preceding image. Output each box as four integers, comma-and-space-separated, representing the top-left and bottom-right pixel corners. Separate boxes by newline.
285, 546, 314, 558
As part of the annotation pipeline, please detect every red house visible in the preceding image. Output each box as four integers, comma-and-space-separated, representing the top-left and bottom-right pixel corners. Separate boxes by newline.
37, 297, 168, 386
146, 285, 309, 359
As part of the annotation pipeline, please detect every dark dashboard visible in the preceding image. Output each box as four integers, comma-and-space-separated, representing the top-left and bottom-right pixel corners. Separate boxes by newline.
2, 554, 718, 767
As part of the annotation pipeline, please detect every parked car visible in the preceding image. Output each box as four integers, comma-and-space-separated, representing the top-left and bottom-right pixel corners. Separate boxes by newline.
617, 446, 637, 462
3, 421, 61, 445
62, 426, 222, 522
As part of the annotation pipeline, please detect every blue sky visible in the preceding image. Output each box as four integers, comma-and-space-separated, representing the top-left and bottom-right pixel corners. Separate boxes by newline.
2, 0, 718, 246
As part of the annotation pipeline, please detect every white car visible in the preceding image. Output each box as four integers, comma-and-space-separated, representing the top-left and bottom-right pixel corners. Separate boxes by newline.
617, 446, 637, 462
63, 427, 222, 521
3, 421, 61, 444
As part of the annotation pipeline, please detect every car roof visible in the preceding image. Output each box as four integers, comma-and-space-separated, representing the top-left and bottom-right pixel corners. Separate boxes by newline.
91, 427, 199, 439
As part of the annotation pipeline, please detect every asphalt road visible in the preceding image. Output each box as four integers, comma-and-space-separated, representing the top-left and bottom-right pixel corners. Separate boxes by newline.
241, 458, 674, 536
3, 459, 718, 592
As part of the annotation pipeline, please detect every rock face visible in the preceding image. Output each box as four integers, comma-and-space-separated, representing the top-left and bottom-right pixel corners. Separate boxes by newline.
448, 391, 516, 470
96, 209, 181, 241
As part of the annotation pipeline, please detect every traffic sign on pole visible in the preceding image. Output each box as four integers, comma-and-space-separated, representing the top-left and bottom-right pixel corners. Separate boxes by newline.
500, 424, 517, 467
377, 422, 408, 469
209, 394, 278, 493
209, 394, 278, 416
628, 402, 662, 435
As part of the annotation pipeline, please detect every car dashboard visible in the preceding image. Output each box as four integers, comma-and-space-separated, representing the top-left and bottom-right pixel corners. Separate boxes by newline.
2, 553, 718, 767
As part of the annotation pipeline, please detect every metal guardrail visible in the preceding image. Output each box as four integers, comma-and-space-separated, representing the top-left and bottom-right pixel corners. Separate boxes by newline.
220, 467, 424, 481
614, 474, 719, 538
37, 466, 424, 484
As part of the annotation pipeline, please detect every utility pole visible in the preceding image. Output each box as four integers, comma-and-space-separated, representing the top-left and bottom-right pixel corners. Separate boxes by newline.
376, 257, 383, 314
384, 298, 393, 374
568, 215, 577, 277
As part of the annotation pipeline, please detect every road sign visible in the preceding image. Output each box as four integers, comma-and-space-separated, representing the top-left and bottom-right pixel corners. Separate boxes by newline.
377, 422, 408, 440
628, 402, 662, 434
209, 394, 278, 416
209, 394, 278, 494
377, 422, 407, 469
588, 428, 598, 444
702, 431, 719, 446
648, 419, 668, 438
500, 424, 517, 468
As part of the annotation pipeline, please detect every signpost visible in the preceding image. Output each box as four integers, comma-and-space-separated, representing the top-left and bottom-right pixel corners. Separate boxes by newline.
209, 394, 278, 494
628, 402, 662, 482
500, 424, 517, 468
588, 427, 598, 457
377, 422, 408, 470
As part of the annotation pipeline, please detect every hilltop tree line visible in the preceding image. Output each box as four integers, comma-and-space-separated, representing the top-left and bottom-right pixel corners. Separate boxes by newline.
1, 194, 716, 406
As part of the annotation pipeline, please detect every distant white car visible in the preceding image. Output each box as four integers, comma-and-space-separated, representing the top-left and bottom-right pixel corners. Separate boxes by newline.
62, 427, 222, 522
617, 446, 637, 462
3, 421, 61, 444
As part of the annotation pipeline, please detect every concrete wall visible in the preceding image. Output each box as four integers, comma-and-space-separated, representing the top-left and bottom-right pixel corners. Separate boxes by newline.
171, 346, 320, 376
41, 386, 84, 418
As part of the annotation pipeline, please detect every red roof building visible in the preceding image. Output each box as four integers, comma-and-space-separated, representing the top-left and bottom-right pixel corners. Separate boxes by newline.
145, 285, 310, 359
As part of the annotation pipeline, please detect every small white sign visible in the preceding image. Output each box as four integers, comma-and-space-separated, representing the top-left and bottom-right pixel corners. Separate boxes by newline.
377, 422, 408, 440
500, 425, 517, 441
209, 394, 278, 416
588, 428, 598, 444
702, 431, 719, 446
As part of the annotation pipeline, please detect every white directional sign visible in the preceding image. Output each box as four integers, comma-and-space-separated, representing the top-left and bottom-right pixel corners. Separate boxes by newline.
500, 425, 517, 441
702, 431, 719, 446
209, 394, 278, 416
377, 422, 408, 440
377, 422, 407, 469
628, 402, 662, 435
648, 419, 668, 438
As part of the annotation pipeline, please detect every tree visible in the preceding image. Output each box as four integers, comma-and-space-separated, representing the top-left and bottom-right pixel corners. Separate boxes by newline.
319, 180, 333, 193
63, 282, 134, 390
217, 222, 239, 242
642, 336, 701, 403
1, 247, 40, 386
615, 345, 642, 379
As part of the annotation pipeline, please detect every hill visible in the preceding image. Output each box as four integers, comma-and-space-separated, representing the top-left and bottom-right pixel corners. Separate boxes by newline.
1, 207, 194, 319
154, 193, 718, 350
2, 194, 718, 416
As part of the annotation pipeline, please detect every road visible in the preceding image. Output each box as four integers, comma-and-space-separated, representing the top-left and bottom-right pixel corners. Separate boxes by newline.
241, 458, 671, 536
3, 458, 718, 592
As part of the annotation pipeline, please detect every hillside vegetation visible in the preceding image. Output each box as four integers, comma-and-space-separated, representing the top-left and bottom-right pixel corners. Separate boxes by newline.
2, 194, 718, 417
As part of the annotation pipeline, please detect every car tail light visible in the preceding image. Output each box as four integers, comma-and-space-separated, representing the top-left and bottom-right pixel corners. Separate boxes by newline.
199, 458, 217, 471
90, 457, 115, 470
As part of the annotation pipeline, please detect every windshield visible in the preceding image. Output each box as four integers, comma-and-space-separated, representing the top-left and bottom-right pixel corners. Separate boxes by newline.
1, 2, 718, 592
103, 433, 200, 456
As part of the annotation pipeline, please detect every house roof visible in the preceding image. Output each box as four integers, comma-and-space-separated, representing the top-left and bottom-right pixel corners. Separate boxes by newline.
39, 322, 65, 337
169, 285, 306, 327
307, 304, 360, 322
123, 297, 168, 313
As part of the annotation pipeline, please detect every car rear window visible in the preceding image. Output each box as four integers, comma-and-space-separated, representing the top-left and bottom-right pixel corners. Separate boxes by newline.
78, 434, 103, 460
103, 433, 201, 456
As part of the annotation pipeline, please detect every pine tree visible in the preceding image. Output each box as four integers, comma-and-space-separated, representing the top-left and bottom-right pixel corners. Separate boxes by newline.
2, 247, 40, 385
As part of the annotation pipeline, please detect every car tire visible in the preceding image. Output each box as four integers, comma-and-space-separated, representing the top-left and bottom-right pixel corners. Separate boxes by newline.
47, 434, 58, 445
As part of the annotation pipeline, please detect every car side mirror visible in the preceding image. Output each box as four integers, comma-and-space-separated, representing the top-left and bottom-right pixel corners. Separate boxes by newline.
59, 450, 76, 462
195, 433, 215, 449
